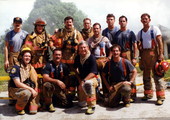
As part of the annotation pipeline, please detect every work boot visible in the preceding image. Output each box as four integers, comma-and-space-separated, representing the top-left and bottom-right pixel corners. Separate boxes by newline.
48, 104, 55, 112
124, 103, 131, 107
156, 99, 164, 105
17, 110, 25, 115
86, 106, 95, 115
141, 96, 152, 101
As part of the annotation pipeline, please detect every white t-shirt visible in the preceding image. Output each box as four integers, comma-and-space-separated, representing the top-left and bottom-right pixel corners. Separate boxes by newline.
137, 25, 162, 49
87, 36, 112, 58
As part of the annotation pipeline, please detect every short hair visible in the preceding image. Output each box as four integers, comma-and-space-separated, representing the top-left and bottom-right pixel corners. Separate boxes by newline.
78, 41, 89, 47
141, 13, 150, 19
52, 48, 62, 55
119, 15, 128, 22
110, 44, 121, 52
106, 14, 115, 19
83, 18, 91, 23
93, 22, 101, 28
64, 16, 73, 22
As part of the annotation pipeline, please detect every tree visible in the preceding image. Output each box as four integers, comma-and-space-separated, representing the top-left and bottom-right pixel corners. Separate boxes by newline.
23, 0, 87, 34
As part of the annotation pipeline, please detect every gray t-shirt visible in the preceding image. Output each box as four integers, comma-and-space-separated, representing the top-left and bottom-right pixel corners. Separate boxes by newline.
5, 30, 28, 52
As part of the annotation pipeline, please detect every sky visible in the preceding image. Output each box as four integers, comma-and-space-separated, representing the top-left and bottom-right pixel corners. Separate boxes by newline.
0, 0, 170, 35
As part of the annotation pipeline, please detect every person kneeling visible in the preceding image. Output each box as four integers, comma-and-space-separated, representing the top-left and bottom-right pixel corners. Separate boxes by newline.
8, 47, 39, 115
101, 44, 137, 107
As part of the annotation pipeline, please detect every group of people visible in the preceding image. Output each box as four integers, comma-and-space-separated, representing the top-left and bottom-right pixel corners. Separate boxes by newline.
4, 13, 167, 115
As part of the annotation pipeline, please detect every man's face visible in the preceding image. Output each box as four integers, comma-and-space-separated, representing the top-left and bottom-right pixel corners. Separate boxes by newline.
119, 17, 127, 28
83, 20, 91, 29
53, 50, 62, 63
111, 47, 121, 58
64, 19, 73, 29
106, 17, 115, 26
93, 24, 101, 36
141, 15, 151, 26
22, 52, 31, 65
79, 44, 89, 56
36, 25, 44, 34
13, 22, 22, 29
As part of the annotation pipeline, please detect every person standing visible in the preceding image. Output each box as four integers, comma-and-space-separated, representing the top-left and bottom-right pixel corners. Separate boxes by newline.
9, 47, 39, 115
137, 13, 165, 105
113, 15, 138, 101
102, 14, 119, 44
23, 18, 51, 74
51, 16, 83, 99
101, 44, 137, 107
73, 41, 98, 114
81, 18, 94, 41
4, 17, 28, 73
88, 23, 112, 100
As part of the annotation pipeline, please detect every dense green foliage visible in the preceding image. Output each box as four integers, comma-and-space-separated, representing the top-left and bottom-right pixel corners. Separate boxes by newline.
23, 0, 87, 34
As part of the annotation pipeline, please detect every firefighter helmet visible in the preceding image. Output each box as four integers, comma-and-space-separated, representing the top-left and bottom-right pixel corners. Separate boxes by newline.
34, 18, 46, 26
155, 61, 169, 77
18, 47, 33, 62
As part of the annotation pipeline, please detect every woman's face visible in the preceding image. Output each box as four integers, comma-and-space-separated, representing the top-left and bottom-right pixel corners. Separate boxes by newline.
22, 52, 31, 65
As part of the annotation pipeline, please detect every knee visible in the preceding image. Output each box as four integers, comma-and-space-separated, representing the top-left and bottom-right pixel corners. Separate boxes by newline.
21, 89, 32, 101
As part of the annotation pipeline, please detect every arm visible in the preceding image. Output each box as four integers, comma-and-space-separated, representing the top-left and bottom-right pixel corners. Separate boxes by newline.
101, 72, 114, 92
14, 78, 37, 98
156, 35, 164, 61
131, 42, 138, 66
4, 41, 9, 71
43, 74, 66, 90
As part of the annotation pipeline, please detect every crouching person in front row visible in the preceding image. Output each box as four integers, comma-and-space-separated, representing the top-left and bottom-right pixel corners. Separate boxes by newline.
42, 48, 73, 112
8, 47, 39, 115
73, 41, 98, 115
101, 44, 137, 107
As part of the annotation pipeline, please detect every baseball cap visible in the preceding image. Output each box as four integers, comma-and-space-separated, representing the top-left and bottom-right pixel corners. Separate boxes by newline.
13, 17, 22, 23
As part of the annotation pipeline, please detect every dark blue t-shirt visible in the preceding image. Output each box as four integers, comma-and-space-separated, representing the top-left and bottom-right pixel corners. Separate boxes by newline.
103, 58, 134, 84
74, 54, 98, 79
42, 61, 70, 81
113, 29, 136, 52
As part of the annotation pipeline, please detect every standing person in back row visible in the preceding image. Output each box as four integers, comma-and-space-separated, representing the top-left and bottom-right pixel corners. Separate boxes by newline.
51, 16, 83, 101
137, 13, 165, 105
4, 17, 28, 73
81, 18, 94, 41
113, 15, 138, 102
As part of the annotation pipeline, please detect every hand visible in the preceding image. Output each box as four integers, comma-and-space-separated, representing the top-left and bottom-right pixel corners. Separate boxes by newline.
108, 86, 115, 92
57, 80, 66, 90
132, 59, 137, 66
31, 88, 38, 98
123, 81, 131, 85
158, 53, 164, 61
4, 60, 9, 72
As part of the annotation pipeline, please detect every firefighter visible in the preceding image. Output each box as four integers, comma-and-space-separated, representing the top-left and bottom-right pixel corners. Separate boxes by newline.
51, 16, 83, 100
4, 17, 28, 72
113, 15, 138, 102
87, 23, 112, 100
23, 18, 51, 108
137, 13, 165, 105
81, 18, 94, 41
42, 48, 73, 112
73, 41, 98, 114
4, 17, 28, 105
101, 44, 137, 107
8, 47, 39, 115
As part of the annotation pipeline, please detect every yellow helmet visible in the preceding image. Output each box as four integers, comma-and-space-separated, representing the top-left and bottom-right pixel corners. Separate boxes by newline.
21, 47, 31, 52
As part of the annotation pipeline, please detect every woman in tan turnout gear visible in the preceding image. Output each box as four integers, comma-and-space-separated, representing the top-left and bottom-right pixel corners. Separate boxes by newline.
8, 47, 39, 115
